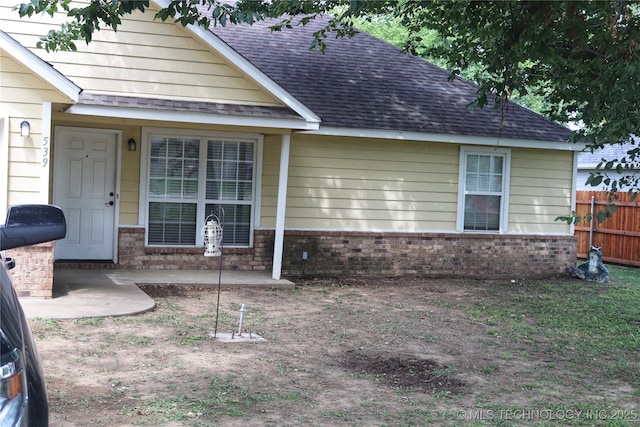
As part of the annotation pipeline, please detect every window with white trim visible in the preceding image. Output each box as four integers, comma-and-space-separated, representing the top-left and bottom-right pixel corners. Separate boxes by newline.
458, 147, 510, 232
147, 134, 255, 247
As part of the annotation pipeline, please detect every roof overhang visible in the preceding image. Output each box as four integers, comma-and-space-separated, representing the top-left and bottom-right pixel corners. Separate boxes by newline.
0, 30, 81, 102
152, 0, 321, 127
65, 100, 318, 131
301, 127, 585, 151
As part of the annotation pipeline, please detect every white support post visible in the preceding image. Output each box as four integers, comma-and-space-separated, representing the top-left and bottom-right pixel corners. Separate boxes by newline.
272, 134, 290, 280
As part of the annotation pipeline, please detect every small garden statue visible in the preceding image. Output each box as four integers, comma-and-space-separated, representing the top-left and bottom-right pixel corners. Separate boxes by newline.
566, 246, 609, 283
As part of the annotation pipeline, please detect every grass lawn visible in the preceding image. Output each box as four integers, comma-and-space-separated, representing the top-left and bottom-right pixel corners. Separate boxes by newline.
461, 263, 640, 426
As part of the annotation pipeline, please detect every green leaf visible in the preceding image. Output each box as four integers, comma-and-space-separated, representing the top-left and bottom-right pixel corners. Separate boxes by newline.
587, 175, 603, 187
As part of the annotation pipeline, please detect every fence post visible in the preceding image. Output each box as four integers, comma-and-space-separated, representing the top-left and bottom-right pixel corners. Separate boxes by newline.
576, 190, 640, 267
589, 196, 595, 248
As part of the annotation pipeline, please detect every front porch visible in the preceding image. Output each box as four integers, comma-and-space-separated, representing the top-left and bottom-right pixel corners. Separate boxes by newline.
18, 268, 295, 319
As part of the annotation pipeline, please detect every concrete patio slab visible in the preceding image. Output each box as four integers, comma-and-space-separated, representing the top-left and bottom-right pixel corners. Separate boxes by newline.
211, 332, 266, 343
19, 269, 295, 320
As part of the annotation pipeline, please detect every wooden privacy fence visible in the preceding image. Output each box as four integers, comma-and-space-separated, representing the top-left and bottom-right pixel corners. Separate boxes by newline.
575, 191, 640, 267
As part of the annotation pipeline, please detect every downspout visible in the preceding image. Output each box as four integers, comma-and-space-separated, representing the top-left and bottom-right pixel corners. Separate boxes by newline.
272, 134, 291, 280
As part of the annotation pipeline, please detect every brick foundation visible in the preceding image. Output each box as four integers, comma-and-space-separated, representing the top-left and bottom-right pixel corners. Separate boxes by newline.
279, 231, 578, 279
7, 242, 56, 299
110, 228, 577, 279
115, 227, 273, 271
16, 229, 575, 297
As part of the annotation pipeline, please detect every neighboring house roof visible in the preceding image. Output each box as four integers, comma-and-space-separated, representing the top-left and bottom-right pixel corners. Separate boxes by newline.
211, 17, 573, 143
578, 140, 639, 169
576, 140, 639, 190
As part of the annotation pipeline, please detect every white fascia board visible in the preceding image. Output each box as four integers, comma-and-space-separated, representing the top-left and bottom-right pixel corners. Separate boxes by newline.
152, 0, 320, 126
64, 103, 319, 130
301, 126, 585, 151
578, 164, 601, 169
0, 31, 81, 102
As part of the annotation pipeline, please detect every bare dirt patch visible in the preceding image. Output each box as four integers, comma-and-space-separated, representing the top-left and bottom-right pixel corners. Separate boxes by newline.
339, 350, 467, 394
29, 276, 639, 426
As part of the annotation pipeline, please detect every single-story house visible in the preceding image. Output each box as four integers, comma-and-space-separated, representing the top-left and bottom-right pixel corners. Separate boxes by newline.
1, 1, 580, 298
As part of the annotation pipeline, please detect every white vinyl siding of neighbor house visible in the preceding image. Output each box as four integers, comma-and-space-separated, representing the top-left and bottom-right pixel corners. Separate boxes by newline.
508, 148, 573, 234
0, 51, 69, 208
261, 135, 459, 231
0, 4, 282, 106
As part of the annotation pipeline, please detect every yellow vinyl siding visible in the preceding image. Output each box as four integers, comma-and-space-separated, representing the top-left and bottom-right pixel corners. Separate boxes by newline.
509, 148, 573, 233
0, 53, 71, 105
7, 136, 42, 205
261, 135, 459, 231
118, 191, 140, 225
118, 126, 141, 225
0, 52, 71, 207
1, 4, 282, 106
262, 140, 574, 234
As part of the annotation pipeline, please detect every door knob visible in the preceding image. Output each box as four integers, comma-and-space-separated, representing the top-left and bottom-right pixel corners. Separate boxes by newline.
105, 201, 114, 206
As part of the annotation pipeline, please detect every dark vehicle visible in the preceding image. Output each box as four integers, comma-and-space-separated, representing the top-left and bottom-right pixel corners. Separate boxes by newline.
1, 205, 66, 426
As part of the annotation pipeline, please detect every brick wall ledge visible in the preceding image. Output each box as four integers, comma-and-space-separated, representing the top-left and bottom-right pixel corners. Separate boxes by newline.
144, 247, 253, 255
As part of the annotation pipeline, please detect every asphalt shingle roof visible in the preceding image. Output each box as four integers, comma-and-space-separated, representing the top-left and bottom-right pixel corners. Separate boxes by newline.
76, 93, 301, 120
212, 17, 573, 143
579, 140, 639, 168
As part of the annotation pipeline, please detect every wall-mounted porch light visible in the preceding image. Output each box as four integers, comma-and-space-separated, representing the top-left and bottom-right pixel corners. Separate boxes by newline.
20, 121, 30, 137
128, 138, 136, 151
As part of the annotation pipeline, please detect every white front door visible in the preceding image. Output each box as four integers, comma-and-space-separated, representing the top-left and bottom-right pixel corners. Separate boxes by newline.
53, 128, 117, 261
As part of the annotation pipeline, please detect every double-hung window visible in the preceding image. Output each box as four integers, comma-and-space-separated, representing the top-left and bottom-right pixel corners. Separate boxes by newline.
458, 147, 510, 232
146, 131, 256, 247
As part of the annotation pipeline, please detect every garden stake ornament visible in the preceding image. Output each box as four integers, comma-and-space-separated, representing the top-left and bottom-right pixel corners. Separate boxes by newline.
202, 209, 224, 338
